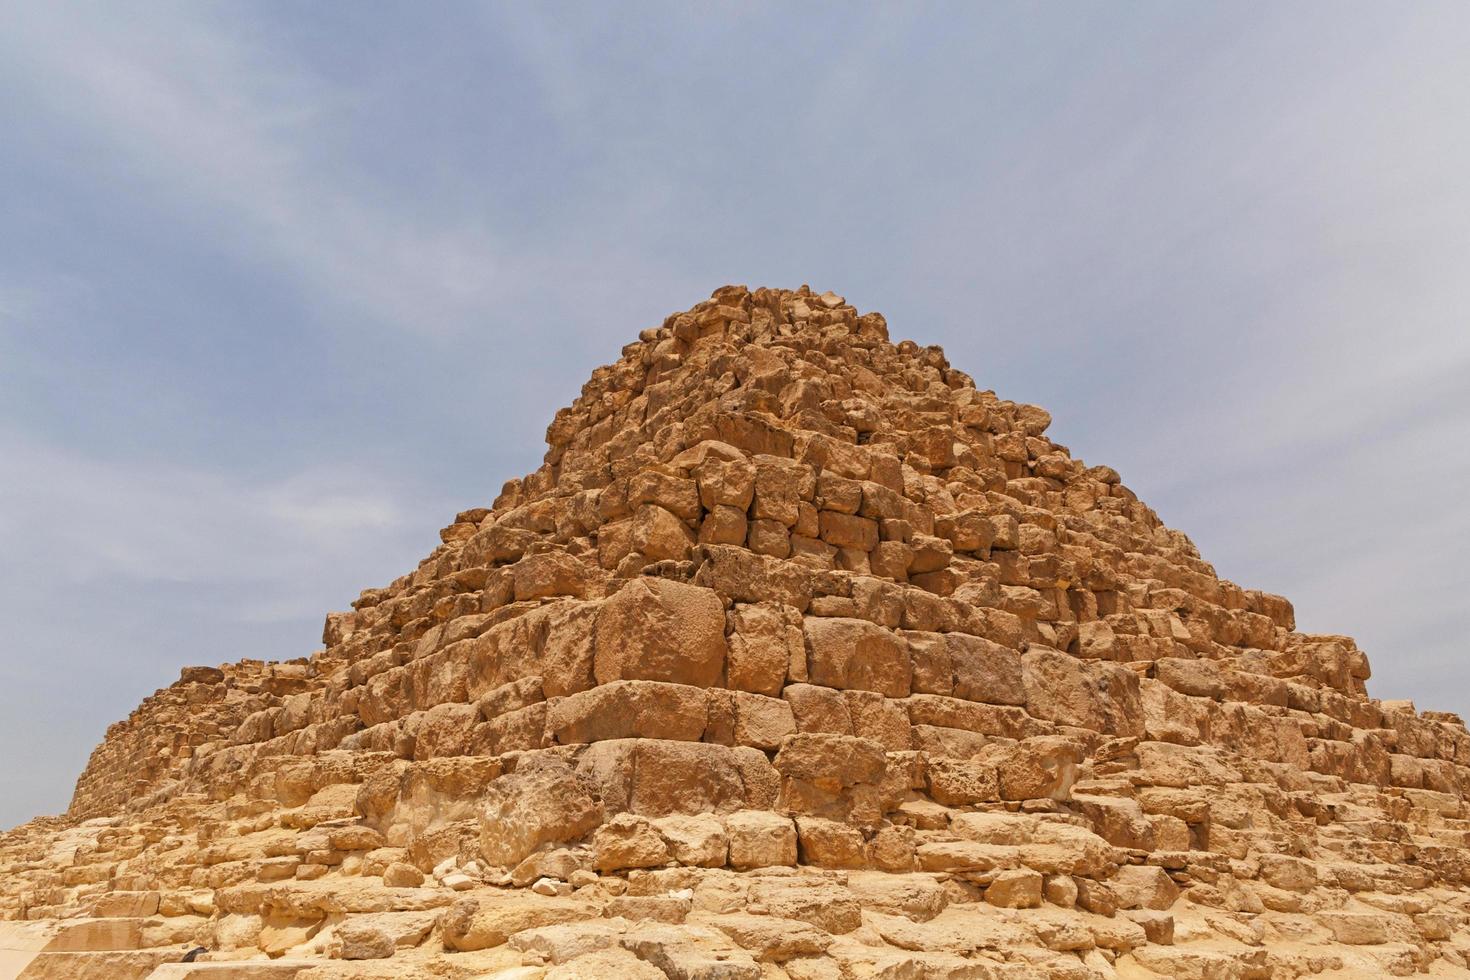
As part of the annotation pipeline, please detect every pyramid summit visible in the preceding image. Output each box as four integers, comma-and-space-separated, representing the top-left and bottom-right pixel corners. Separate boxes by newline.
4, 284, 1469, 978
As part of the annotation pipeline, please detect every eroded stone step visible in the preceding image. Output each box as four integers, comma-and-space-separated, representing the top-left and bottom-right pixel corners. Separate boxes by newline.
0, 921, 60, 980
84, 891, 162, 918
144, 960, 319, 980
17, 949, 183, 980
41, 917, 148, 952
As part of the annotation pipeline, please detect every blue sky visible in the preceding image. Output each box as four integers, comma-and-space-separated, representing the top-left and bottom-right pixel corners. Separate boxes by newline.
2, 3, 1468, 828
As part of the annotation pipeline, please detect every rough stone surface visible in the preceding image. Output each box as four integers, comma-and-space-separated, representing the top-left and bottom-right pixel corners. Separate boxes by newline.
593, 579, 727, 687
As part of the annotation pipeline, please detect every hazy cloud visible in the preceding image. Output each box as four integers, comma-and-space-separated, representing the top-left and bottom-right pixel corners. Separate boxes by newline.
0, 5, 511, 336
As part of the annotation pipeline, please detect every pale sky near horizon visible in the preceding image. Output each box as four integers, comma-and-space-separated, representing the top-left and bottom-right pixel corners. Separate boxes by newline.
2, 3, 1468, 829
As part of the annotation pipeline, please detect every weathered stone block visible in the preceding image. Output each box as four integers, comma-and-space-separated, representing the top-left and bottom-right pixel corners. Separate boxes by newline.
1108, 865, 1180, 910
727, 602, 801, 696
784, 683, 853, 735
477, 765, 604, 867
818, 511, 878, 551
986, 869, 1043, 908
724, 810, 797, 869
632, 503, 695, 561
805, 617, 911, 698
729, 691, 796, 750
925, 757, 1000, 805
593, 813, 672, 872
795, 816, 866, 869
441, 893, 600, 951
652, 813, 728, 868
594, 579, 727, 688
547, 681, 709, 745
1021, 646, 1143, 736
947, 633, 1026, 707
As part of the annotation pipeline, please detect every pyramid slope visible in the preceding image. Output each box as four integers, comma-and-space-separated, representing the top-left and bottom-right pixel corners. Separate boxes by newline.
3, 285, 1469, 978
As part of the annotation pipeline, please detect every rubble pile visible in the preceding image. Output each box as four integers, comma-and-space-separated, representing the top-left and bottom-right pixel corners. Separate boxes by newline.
4, 285, 1469, 979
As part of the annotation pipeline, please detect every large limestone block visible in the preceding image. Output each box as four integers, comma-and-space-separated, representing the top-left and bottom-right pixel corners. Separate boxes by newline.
85, 891, 160, 917
949, 811, 1121, 878
728, 691, 796, 750
1090, 915, 1147, 953
747, 879, 863, 934
693, 544, 815, 611
773, 732, 893, 825
904, 631, 953, 696
773, 732, 888, 791
818, 511, 878, 551
986, 869, 1043, 908
913, 841, 1005, 875
546, 947, 666, 979
477, 676, 547, 722
1316, 910, 1389, 945
1140, 680, 1210, 745
539, 602, 600, 698
652, 814, 728, 867
727, 602, 803, 696
628, 469, 702, 521
408, 702, 480, 759
1122, 908, 1174, 945
815, 472, 863, 514
1021, 646, 1143, 736
41, 917, 144, 952
632, 503, 695, 561
981, 736, 1083, 801
707, 913, 832, 961
477, 764, 604, 867
547, 680, 709, 744
844, 871, 949, 922
576, 738, 777, 817
698, 504, 748, 545
1072, 794, 1158, 851
389, 756, 502, 838
594, 579, 727, 687
1257, 853, 1318, 892
690, 444, 756, 510
784, 683, 854, 735
843, 690, 913, 750
752, 455, 814, 526
1155, 656, 1225, 699
925, 756, 1000, 805
462, 521, 537, 567
466, 600, 597, 701
795, 816, 866, 869
804, 617, 912, 698
622, 923, 763, 980
593, 813, 672, 872
946, 633, 1025, 706
512, 551, 594, 601
1108, 865, 1180, 910
724, 810, 798, 869
747, 517, 792, 557
1131, 947, 1271, 979
441, 893, 602, 951
332, 910, 437, 959
904, 693, 1050, 739
508, 918, 627, 965
473, 701, 551, 756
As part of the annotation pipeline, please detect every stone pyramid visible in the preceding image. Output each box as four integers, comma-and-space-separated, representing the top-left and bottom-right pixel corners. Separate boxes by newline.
4, 285, 1470, 980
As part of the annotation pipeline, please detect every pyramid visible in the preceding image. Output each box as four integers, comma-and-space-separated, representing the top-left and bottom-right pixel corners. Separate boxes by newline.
4, 285, 1470, 979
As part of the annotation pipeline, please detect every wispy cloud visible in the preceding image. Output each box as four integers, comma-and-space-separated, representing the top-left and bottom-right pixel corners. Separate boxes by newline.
0, 428, 422, 612
0, 6, 511, 336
